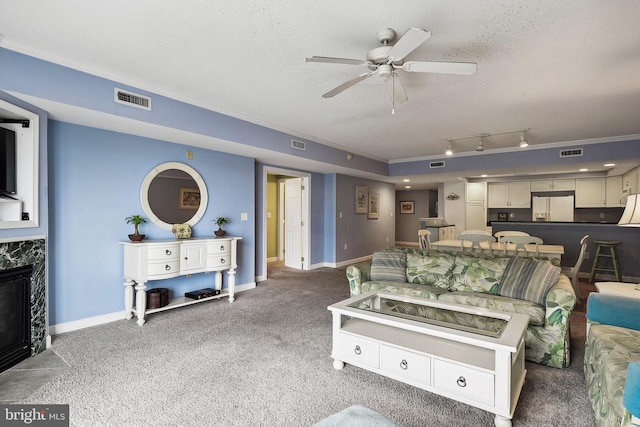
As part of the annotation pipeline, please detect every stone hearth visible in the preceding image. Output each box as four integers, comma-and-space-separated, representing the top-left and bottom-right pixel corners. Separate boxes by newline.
0, 238, 46, 356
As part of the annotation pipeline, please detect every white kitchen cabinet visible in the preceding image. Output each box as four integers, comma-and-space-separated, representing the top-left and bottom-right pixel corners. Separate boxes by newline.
530, 179, 575, 191
575, 178, 606, 207
466, 183, 487, 230
487, 182, 531, 208
622, 167, 640, 201
605, 176, 624, 207
466, 182, 485, 204
425, 226, 456, 243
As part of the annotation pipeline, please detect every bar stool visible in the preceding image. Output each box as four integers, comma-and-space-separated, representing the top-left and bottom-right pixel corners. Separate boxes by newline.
589, 240, 622, 282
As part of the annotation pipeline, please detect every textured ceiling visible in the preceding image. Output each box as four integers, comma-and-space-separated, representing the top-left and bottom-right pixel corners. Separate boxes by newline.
1, 1, 639, 185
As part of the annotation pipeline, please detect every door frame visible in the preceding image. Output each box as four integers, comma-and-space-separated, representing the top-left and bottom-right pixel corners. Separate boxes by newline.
262, 166, 311, 279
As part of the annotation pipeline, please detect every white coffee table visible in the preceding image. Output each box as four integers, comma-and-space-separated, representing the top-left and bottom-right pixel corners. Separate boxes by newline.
595, 282, 640, 299
328, 291, 529, 427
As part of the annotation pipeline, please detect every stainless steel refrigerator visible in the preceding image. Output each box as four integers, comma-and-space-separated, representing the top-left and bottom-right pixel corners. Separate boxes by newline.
532, 195, 575, 222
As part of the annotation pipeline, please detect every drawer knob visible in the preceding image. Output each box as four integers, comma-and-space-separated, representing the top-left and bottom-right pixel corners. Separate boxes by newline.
165, 249, 172, 255
456, 376, 467, 388
220, 258, 226, 264
220, 245, 225, 251
354, 345, 361, 355
165, 265, 171, 271
400, 359, 408, 370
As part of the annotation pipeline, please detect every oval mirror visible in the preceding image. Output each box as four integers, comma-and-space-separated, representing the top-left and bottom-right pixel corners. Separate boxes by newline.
140, 162, 208, 230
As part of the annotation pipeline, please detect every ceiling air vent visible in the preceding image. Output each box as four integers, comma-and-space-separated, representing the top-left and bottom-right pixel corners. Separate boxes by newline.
559, 148, 583, 158
429, 161, 445, 169
114, 88, 151, 111
291, 139, 307, 151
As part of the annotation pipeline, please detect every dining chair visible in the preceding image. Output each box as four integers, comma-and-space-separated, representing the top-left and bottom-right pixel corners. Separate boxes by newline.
561, 235, 589, 301
458, 233, 496, 253
494, 230, 530, 240
499, 235, 544, 257
418, 229, 431, 250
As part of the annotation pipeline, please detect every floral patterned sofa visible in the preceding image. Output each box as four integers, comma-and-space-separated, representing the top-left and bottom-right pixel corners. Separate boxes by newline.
585, 293, 640, 427
346, 248, 576, 368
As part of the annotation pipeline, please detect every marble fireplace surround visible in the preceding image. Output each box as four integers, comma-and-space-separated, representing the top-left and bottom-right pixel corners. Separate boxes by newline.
0, 237, 47, 357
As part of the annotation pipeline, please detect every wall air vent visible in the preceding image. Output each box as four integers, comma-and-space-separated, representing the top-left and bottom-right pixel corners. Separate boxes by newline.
291, 139, 307, 151
114, 88, 151, 111
559, 148, 583, 158
429, 161, 445, 169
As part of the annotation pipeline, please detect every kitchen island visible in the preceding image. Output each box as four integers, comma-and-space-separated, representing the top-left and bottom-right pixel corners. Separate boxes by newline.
491, 221, 640, 282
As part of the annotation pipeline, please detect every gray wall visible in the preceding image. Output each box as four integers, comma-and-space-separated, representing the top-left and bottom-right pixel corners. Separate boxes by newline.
395, 189, 437, 243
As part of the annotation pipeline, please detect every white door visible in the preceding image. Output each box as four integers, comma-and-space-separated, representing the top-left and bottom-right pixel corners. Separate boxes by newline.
284, 178, 303, 269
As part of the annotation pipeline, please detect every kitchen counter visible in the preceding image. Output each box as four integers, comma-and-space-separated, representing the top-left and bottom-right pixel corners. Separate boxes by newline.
491, 221, 640, 281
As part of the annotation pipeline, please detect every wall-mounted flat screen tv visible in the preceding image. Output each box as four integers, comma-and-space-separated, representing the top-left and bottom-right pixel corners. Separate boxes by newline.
0, 127, 17, 195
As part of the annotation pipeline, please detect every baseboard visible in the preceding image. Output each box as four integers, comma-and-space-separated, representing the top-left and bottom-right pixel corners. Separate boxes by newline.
334, 254, 373, 268
266, 257, 278, 263
396, 241, 419, 248
50, 282, 257, 335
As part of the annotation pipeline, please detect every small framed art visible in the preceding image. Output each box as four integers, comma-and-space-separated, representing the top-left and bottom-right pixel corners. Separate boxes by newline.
400, 201, 415, 214
355, 185, 368, 214
368, 192, 380, 219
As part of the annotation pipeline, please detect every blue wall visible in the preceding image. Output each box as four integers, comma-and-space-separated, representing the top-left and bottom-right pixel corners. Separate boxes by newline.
48, 121, 255, 325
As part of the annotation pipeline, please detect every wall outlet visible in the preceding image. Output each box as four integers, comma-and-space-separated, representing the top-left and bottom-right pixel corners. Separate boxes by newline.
186, 150, 193, 160
599, 212, 605, 219
344, 243, 347, 250
509, 213, 515, 218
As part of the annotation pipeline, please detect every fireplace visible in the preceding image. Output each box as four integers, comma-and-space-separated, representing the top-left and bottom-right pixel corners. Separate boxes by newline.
0, 265, 32, 372
0, 238, 46, 372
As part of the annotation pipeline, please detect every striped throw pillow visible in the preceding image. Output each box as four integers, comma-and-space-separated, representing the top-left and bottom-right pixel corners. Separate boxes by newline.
370, 251, 407, 282
498, 258, 560, 305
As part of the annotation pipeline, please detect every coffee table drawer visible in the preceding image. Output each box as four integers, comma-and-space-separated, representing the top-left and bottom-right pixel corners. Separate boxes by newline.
335, 333, 379, 368
433, 359, 494, 406
380, 344, 430, 385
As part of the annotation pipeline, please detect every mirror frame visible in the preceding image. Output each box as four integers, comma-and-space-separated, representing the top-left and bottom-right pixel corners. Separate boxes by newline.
140, 162, 208, 230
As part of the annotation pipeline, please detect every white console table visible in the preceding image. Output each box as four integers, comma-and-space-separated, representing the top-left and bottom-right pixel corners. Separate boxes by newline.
119, 236, 241, 325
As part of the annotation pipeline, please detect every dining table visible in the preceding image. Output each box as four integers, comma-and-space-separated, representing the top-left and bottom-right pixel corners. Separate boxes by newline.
430, 239, 564, 260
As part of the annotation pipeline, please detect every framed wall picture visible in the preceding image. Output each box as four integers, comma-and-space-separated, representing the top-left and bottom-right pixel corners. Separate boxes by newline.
355, 185, 368, 214
179, 187, 200, 210
368, 192, 380, 219
400, 200, 415, 214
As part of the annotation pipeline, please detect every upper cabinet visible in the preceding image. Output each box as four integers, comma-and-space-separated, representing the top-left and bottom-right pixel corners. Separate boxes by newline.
487, 181, 531, 208
622, 167, 640, 200
605, 176, 624, 208
575, 178, 606, 207
530, 179, 576, 192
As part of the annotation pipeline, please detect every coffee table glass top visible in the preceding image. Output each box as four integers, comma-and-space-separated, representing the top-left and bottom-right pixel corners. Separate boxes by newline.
348, 293, 509, 338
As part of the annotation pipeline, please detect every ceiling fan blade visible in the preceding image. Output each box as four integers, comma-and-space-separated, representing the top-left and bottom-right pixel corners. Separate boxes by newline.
402, 61, 478, 75
387, 28, 432, 62
321, 72, 374, 98
385, 73, 408, 105
306, 56, 366, 66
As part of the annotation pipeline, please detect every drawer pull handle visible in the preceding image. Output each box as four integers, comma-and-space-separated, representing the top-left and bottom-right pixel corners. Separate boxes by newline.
165, 265, 171, 271
456, 376, 467, 388
400, 359, 408, 370
354, 345, 361, 355
220, 258, 226, 264
165, 250, 172, 255
220, 245, 225, 251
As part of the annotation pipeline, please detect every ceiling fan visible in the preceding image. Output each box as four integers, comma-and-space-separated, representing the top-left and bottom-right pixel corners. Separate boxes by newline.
306, 28, 477, 111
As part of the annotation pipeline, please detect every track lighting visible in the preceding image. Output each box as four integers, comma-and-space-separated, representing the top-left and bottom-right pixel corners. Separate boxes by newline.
445, 142, 453, 156
476, 137, 484, 152
519, 131, 528, 148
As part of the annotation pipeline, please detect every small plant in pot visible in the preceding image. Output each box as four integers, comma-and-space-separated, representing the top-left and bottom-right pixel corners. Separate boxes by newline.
125, 214, 148, 241
213, 216, 229, 237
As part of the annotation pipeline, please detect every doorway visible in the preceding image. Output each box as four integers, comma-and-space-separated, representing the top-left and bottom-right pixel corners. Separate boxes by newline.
263, 167, 311, 279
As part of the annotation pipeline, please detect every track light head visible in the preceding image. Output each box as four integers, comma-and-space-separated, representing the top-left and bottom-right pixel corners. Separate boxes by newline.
445, 142, 453, 156
476, 138, 484, 152
520, 131, 529, 148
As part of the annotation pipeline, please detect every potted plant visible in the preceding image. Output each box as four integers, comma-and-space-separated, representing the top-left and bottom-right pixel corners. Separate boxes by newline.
125, 214, 148, 241
213, 216, 229, 237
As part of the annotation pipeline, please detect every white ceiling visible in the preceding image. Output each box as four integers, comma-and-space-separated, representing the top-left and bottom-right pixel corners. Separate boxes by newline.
1, 1, 639, 188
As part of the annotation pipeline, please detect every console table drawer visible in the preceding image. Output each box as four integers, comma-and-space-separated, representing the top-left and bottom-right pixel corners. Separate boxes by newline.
433, 359, 494, 406
148, 260, 180, 278
148, 245, 180, 261
380, 345, 430, 385
335, 333, 379, 368
207, 241, 231, 255
207, 255, 230, 269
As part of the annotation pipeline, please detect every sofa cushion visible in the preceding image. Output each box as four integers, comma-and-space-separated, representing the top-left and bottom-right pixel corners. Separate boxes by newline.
449, 255, 511, 294
370, 251, 406, 282
438, 291, 546, 326
405, 251, 456, 289
498, 257, 560, 305
586, 324, 640, 422
361, 280, 447, 300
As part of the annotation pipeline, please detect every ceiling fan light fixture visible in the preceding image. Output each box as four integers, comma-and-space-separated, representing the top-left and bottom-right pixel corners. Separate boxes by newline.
520, 132, 529, 148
